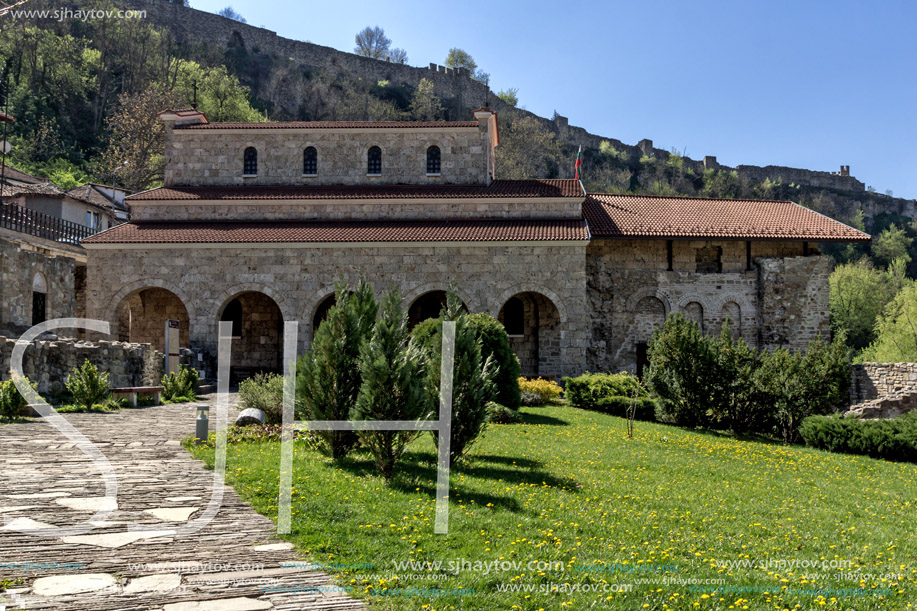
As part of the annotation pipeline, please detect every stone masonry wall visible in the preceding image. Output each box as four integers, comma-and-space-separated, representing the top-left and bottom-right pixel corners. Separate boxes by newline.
85, 242, 590, 379
585, 239, 822, 373
0, 236, 76, 334
757, 255, 834, 350
130, 199, 584, 222
849, 363, 917, 405
0, 336, 164, 394
164, 126, 491, 187
117, 0, 868, 195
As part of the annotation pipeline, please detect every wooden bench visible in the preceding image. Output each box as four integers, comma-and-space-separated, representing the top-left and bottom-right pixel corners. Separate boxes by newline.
110, 386, 164, 407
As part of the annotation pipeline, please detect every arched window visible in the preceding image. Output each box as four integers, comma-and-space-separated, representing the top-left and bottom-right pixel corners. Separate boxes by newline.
426, 146, 441, 174
502, 297, 524, 336
221, 298, 243, 338
303, 147, 317, 175
367, 146, 382, 175
243, 147, 258, 175
31, 273, 47, 326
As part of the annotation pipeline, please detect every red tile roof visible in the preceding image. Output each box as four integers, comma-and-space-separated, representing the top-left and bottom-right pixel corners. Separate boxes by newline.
583, 193, 870, 242
0, 111, 14, 122
175, 120, 479, 130
82, 218, 589, 245
127, 180, 585, 201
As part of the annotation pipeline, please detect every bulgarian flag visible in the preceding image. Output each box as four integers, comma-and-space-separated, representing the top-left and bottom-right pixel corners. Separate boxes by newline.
574, 146, 582, 180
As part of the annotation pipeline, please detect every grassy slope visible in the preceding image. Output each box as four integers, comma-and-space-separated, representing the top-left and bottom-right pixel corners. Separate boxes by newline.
190, 407, 917, 610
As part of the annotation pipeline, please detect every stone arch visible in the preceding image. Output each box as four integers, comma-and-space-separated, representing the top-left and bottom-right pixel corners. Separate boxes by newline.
633, 295, 667, 343
497, 291, 563, 378
402, 284, 477, 313
491, 284, 567, 324
110, 286, 191, 352
626, 288, 671, 316
31, 272, 48, 325
721, 301, 742, 338
215, 289, 285, 378
407, 290, 469, 328
104, 279, 194, 332
311, 292, 337, 333
683, 301, 704, 333
711, 293, 756, 319
213, 283, 296, 323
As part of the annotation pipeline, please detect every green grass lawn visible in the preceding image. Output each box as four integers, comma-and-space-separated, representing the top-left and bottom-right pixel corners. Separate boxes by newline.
190, 407, 917, 610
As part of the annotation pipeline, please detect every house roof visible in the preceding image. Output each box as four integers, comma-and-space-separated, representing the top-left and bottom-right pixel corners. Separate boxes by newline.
174, 120, 480, 130
127, 180, 586, 201
81, 218, 589, 245
67, 184, 129, 211
583, 193, 871, 242
0, 165, 48, 185
1, 182, 115, 214
0, 111, 14, 122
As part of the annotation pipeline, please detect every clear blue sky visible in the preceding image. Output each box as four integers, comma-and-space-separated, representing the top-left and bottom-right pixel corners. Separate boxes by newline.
192, 0, 917, 199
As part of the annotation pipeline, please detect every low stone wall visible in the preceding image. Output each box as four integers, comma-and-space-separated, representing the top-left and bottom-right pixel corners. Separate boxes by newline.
850, 362, 917, 404
845, 363, 917, 419
0, 335, 164, 394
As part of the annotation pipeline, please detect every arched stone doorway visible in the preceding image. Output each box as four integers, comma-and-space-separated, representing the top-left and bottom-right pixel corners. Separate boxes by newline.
498, 292, 561, 378
407, 291, 467, 329
218, 291, 283, 380
114, 288, 190, 353
312, 293, 336, 334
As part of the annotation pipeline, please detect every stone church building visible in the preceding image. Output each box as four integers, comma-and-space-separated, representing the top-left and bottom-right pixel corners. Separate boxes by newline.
82, 109, 868, 379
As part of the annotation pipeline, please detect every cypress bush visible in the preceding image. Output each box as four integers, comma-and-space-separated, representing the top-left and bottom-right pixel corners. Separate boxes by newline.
296, 280, 377, 459
414, 292, 496, 462
414, 312, 520, 409
351, 288, 429, 480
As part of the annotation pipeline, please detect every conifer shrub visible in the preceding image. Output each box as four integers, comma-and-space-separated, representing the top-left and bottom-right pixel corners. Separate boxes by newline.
414, 292, 496, 462
799, 412, 917, 463
66, 359, 111, 409
487, 401, 521, 424
351, 288, 429, 480
295, 280, 377, 459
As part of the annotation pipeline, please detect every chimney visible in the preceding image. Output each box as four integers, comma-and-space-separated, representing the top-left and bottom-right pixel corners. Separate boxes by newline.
472, 107, 499, 182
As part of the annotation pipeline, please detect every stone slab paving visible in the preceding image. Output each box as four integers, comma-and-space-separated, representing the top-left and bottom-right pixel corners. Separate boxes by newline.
0, 394, 367, 611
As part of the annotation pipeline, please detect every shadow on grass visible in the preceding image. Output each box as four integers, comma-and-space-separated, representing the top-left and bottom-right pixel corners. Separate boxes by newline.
685, 426, 788, 447
518, 411, 569, 426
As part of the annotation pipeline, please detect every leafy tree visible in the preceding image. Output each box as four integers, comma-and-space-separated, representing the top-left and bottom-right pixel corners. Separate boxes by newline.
352, 289, 429, 480
494, 112, 563, 179
408, 78, 444, 121
872, 223, 913, 267
829, 258, 909, 350
445, 48, 477, 72
860, 283, 917, 362
497, 88, 519, 107
99, 86, 181, 192
354, 26, 391, 59
388, 48, 408, 63
296, 280, 377, 459
218, 6, 247, 22
173, 60, 267, 123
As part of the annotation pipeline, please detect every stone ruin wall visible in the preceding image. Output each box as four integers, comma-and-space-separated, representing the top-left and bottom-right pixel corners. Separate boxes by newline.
119, 0, 872, 196
0, 335, 164, 394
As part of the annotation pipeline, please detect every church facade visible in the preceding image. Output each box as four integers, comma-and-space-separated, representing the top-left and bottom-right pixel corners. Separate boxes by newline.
82, 109, 868, 379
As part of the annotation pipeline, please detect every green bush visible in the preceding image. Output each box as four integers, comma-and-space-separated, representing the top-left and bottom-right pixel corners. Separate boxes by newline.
413, 312, 521, 409
296, 280, 377, 459
517, 377, 563, 406
66, 360, 111, 409
487, 401, 520, 424
0, 376, 35, 423
238, 372, 285, 424
162, 365, 200, 403
799, 412, 917, 463
594, 396, 658, 421
563, 372, 648, 408
646, 315, 850, 441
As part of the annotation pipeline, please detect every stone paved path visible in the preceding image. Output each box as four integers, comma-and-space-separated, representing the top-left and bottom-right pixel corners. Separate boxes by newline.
0, 394, 366, 611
